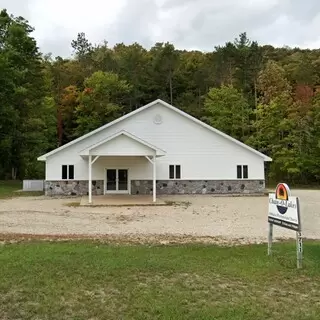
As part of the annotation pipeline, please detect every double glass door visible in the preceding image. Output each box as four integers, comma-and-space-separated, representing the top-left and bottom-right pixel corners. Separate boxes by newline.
106, 169, 128, 193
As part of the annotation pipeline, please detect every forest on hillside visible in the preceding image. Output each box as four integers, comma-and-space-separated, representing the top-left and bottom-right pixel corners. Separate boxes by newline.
1, 9, 320, 184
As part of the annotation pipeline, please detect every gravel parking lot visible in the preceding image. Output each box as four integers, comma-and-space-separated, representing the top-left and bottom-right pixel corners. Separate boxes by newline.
0, 190, 319, 244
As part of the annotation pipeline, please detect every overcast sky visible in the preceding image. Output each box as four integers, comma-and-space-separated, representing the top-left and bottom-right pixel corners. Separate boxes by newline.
1, 0, 320, 57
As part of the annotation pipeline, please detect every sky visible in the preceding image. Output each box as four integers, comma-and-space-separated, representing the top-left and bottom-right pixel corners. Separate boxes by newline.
1, 0, 320, 57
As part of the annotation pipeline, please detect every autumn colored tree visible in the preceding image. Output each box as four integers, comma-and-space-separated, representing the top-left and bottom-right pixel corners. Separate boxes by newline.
59, 85, 80, 141
248, 61, 295, 181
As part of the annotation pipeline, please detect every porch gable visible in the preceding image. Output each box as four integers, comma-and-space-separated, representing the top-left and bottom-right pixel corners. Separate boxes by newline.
79, 130, 166, 157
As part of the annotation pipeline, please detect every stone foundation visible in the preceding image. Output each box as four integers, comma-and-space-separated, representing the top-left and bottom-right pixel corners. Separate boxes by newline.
45, 179, 265, 196
45, 180, 104, 196
131, 180, 265, 195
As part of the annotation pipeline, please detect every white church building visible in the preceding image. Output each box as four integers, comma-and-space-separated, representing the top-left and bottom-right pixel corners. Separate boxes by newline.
38, 99, 272, 203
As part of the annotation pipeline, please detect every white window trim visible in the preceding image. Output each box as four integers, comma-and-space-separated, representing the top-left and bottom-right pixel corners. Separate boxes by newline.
61, 165, 74, 180
169, 164, 181, 179
237, 165, 248, 179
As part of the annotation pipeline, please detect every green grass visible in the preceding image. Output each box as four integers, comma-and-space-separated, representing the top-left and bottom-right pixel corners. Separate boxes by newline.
0, 180, 44, 198
0, 180, 22, 197
0, 241, 319, 319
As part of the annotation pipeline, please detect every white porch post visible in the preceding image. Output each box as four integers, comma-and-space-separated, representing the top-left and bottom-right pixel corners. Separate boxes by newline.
88, 155, 92, 204
144, 155, 157, 202
153, 154, 156, 202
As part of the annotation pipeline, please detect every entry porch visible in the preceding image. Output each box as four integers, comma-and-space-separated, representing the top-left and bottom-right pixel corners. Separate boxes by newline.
80, 130, 166, 204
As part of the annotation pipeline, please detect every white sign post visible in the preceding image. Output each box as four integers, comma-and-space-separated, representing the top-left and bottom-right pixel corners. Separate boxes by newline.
268, 183, 302, 268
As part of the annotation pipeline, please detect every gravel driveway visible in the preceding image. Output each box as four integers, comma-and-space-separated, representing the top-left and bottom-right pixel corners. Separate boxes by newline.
0, 190, 319, 244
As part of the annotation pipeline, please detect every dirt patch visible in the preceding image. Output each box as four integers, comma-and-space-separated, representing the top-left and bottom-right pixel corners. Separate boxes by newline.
0, 233, 268, 246
0, 191, 319, 243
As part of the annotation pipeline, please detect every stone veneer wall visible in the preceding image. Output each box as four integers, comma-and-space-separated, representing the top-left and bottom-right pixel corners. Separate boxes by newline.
131, 180, 265, 195
45, 179, 265, 196
45, 180, 104, 196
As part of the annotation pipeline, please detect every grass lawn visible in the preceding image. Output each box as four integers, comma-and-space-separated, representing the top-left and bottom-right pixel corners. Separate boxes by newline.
0, 241, 319, 319
0, 180, 44, 198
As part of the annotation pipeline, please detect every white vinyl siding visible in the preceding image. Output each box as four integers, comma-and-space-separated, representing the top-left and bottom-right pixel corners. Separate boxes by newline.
45, 102, 265, 181
89, 134, 154, 156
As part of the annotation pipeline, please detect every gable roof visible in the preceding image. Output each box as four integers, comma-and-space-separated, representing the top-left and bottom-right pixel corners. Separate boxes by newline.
79, 130, 166, 156
38, 99, 272, 161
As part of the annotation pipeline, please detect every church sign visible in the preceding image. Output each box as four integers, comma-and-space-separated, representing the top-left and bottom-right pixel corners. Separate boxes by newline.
268, 183, 301, 231
268, 183, 303, 268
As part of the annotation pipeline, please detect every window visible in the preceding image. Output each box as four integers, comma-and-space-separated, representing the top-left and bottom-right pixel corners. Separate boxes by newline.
62, 165, 74, 180
62, 165, 68, 180
243, 165, 248, 179
237, 165, 242, 179
169, 165, 175, 179
169, 165, 181, 179
69, 165, 74, 179
237, 165, 248, 179
176, 165, 181, 179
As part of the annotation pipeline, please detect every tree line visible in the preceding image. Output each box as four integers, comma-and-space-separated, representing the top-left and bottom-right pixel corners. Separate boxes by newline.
1, 9, 320, 185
